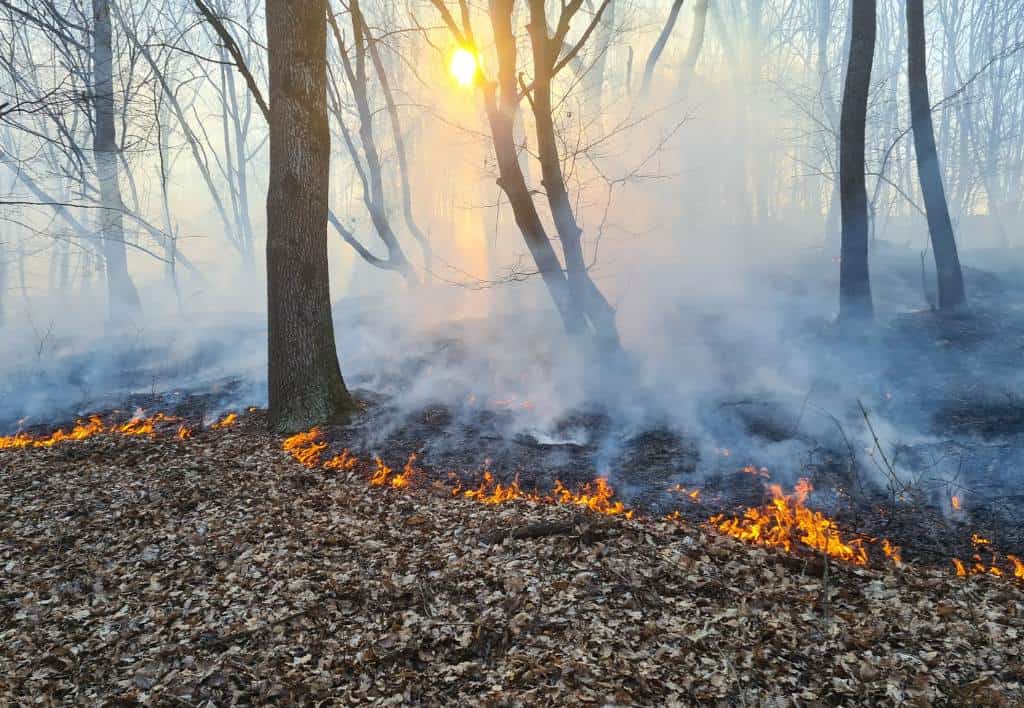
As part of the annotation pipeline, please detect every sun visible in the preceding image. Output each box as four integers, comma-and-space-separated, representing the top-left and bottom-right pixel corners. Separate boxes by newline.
449, 48, 479, 87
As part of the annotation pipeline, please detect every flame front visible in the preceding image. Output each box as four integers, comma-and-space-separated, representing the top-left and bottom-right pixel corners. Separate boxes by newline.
0, 412, 184, 449
210, 412, 238, 430
952, 533, 1022, 579
710, 479, 871, 566
282, 428, 327, 468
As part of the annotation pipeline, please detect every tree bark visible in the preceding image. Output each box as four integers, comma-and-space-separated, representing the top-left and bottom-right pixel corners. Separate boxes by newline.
838, 0, 875, 323
265, 0, 357, 433
91, 0, 141, 319
906, 0, 966, 309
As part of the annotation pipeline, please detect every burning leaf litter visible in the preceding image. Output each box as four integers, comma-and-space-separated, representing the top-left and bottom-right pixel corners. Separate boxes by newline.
2, 412, 1022, 705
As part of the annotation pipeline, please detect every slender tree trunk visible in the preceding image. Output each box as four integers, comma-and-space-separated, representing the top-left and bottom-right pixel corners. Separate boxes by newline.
640, 0, 686, 97
527, 0, 620, 349
906, 0, 965, 309
265, 0, 356, 433
677, 0, 708, 100
91, 0, 141, 318
838, 0, 876, 323
584, 0, 614, 122
0, 228, 7, 328
485, 0, 580, 334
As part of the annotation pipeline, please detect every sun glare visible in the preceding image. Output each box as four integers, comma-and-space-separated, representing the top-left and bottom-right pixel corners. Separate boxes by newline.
449, 48, 478, 87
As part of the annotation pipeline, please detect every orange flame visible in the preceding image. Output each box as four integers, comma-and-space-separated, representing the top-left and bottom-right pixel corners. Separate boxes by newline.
323, 448, 357, 471
282, 428, 326, 468
368, 454, 418, 489
464, 471, 537, 504
882, 539, 903, 568
668, 483, 701, 501
177, 425, 192, 440
951, 533, 1021, 579
710, 479, 870, 566
0, 412, 191, 449
553, 478, 634, 519
951, 495, 962, 511
369, 457, 392, 486
210, 412, 238, 430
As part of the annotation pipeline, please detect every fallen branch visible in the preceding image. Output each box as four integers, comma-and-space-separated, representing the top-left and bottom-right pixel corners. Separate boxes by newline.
480, 519, 611, 545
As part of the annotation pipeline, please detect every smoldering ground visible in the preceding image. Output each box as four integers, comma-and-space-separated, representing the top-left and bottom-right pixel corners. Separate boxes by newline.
3, 235, 1024, 565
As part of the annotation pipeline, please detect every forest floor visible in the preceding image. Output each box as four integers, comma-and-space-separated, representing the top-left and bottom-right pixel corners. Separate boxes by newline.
2, 413, 1022, 706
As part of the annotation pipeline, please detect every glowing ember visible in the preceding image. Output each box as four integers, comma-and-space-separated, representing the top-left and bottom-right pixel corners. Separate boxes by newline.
282, 428, 326, 468
211, 412, 238, 430
710, 479, 870, 566
177, 425, 192, 440
449, 47, 479, 87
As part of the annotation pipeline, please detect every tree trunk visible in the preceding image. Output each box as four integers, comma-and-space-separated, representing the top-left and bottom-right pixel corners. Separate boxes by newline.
838, 0, 875, 322
677, 0, 708, 100
265, 0, 357, 433
0, 226, 7, 328
583, 0, 614, 122
906, 0, 965, 310
526, 2, 620, 350
91, 0, 141, 319
485, 0, 581, 334
640, 0, 686, 97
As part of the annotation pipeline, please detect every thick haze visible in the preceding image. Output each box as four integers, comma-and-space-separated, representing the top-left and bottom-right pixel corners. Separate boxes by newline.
2, 0, 1024, 500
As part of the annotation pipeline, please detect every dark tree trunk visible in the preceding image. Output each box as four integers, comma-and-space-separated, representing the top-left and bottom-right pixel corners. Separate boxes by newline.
527, 0, 621, 350
0, 230, 6, 328
485, 0, 581, 334
677, 0, 709, 99
265, 0, 357, 433
838, 0, 876, 322
91, 0, 141, 318
640, 0, 686, 97
906, 0, 965, 310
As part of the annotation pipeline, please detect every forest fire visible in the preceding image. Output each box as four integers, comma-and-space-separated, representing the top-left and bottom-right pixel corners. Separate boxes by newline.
281, 428, 634, 519
0, 410, 241, 451
277, 430, 916, 570
282, 427, 327, 468
952, 533, 1023, 579
210, 412, 238, 429
709, 479, 876, 566
668, 483, 701, 502
2, 414, 1020, 583
0, 412, 185, 448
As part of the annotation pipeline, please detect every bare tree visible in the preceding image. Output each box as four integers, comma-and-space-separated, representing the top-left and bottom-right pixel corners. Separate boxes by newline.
429, 0, 619, 347
839, 0, 876, 323
641, 0, 686, 98
906, 0, 965, 310
91, 0, 141, 317
265, 0, 356, 432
